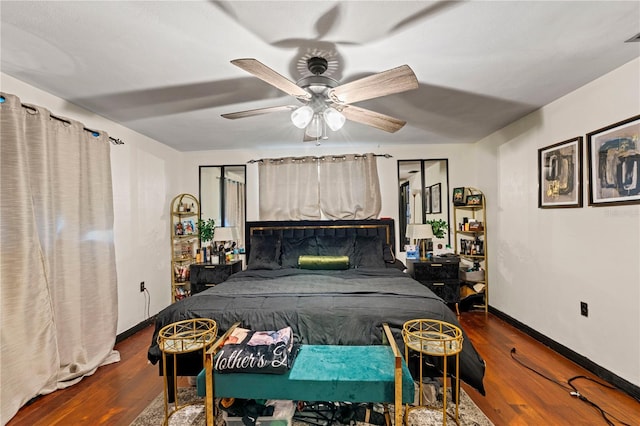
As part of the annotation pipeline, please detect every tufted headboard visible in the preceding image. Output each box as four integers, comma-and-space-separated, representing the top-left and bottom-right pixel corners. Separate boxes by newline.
245, 219, 395, 259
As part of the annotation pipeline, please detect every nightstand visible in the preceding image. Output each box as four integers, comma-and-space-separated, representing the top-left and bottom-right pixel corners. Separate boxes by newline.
189, 260, 242, 295
407, 257, 460, 314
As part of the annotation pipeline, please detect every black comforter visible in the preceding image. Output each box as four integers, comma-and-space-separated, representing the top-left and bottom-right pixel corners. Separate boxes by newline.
148, 267, 485, 394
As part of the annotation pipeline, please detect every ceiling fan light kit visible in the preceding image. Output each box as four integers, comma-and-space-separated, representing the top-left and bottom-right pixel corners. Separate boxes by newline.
305, 115, 324, 139
291, 105, 344, 136
291, 105, 314, 128
323, 107, 346, 131
223, 56, 419, 142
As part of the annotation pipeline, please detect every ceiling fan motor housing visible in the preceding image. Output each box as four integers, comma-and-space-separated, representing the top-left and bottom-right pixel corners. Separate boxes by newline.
307, 56, 329, 75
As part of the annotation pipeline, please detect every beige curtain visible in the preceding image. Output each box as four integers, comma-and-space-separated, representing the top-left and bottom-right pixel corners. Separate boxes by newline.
0, 93, 119, 425
224, 179, 245, 246
258, 156, 321, 220
319, 153, 381, 219
257, 154, 382, 220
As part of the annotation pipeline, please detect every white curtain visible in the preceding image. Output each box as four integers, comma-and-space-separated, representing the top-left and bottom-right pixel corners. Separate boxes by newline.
319, 153, 381, 219
224, 179, 245, 246
258, 156, 321, 220
257, 154, 382, 220
0, 93, 119, 425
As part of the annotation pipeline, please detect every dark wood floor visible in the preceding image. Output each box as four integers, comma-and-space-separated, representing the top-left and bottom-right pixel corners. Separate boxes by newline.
7, 312, 640, 425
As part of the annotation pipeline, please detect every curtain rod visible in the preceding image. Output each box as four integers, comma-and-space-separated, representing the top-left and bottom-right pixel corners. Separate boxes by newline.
0, 95, 124, 145
247, 153, 392, 164
216, 176, 244, 185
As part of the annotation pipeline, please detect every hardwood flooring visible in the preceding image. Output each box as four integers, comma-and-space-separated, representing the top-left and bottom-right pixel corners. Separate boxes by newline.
7, 312, 640, 425
458, 313, 640, 426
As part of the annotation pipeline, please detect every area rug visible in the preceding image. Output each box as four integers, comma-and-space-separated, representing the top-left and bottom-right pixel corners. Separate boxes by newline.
130, 387, 493, 426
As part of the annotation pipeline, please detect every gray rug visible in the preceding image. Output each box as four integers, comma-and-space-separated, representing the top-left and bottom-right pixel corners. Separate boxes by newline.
130, 386, 493, 426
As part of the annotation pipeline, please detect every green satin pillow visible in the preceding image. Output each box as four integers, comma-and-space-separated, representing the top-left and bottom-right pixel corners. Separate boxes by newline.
298, 255, 350, 270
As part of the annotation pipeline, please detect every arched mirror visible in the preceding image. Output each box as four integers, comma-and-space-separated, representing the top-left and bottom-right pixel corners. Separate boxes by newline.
398, 159, 450, 251
199, 165, 246, 249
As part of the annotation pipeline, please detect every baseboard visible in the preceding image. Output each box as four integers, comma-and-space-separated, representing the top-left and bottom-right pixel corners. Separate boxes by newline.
116, 316, 156, 343
489, 306, 640, 401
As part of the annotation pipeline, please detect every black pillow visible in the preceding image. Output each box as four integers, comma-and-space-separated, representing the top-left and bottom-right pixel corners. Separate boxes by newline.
383, 243, 396, 263
385, 259, 407, 271
247, 234, 281, 270
281, 236, 318, 268
316, 235, 355, 259
353, 236, 386, 268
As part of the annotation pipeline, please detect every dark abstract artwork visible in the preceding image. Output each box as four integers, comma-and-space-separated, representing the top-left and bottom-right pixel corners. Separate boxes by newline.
587, 115, 640, 206
538, 137, 582, 208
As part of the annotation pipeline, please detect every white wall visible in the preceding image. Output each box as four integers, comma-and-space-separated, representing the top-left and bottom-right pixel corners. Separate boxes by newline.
0, 73, 477, 336
6, 57, 637, 388
476, 58, 640, 386
1, 73, 183, 334
181, 143, 478, 263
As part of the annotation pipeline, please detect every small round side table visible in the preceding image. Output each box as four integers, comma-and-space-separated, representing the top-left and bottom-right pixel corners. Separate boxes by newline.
402, 319, 463, 425
157, 318, 218, 426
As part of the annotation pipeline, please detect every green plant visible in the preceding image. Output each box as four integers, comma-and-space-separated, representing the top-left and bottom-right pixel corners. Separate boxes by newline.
197, 218, 216, 244
426, 219, 448, 239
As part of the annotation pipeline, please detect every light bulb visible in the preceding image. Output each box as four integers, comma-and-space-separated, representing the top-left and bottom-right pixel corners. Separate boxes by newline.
291, 105, 314, 128
323, 107, 346, 131
306, 114, 323, 138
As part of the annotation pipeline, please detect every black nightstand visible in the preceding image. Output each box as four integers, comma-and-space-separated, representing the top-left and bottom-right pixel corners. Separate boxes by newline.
407, 257, 460, 314
189, 260, 242, 295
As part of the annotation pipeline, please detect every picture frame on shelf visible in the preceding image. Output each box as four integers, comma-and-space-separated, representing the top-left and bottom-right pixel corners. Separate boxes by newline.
466, 194, 483, 206
452, 187, 468, 206
424, 185, 432, 214
538, 136, 583, 208
430, 183, 442, 214
587, 115, 640, 206
183, 219, 196, 235
174, 222, 185, 235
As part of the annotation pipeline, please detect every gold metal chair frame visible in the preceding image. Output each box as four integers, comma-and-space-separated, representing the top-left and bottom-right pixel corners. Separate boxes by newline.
402, 319, 463, 425
157, 318, 218, 426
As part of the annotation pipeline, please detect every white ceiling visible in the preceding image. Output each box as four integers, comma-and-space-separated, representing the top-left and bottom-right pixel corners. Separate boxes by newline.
2, 1, 639, 152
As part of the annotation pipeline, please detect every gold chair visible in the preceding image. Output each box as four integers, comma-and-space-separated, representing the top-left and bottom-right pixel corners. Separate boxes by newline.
157, 318, 218, 426
402, 319, 463, 425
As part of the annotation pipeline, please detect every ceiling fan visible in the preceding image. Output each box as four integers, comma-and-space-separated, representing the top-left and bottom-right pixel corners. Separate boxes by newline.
221, 56, 419, 142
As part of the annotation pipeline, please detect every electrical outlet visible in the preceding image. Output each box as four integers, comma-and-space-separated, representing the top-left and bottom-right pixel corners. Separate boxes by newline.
140, 281, 145, 292
580, 301, 588, 317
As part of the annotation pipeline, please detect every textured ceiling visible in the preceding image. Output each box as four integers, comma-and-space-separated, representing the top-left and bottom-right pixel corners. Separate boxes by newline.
1, 1, 639, 151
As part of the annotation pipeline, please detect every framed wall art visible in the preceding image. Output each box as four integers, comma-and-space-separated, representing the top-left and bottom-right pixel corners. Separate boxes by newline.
538, 137, 583, 208
424, 185, 432, 214
587, 115, 640, 206
452, 187, 468, 205
430, 183, 442, 214
466, 194, 483, 206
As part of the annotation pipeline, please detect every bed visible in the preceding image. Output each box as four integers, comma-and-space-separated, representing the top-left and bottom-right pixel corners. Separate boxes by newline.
147, 219, 486, 395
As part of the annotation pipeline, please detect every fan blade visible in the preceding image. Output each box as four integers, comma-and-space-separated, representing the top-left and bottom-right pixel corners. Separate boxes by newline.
231, 58, 311, 100
328, 65, 418, 105
221, 105, 298, 120
341, 105, 407, 133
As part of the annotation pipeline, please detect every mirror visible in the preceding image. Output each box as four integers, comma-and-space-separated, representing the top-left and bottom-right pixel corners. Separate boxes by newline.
199, 165, 246, 249
398, 159, 450, 250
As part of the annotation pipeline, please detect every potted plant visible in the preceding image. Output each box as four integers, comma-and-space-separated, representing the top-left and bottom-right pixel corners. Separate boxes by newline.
426, 219, 448, 239
197, 218, 216, 260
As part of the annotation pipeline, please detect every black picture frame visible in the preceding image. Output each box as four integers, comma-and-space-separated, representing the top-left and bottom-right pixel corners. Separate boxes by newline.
587, 115, 640, 206
452, 187, 467, 206
538, 137, 583, 208
466, 194, 483, 206
424, 186, 432, 214
430, 183, 442, 214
